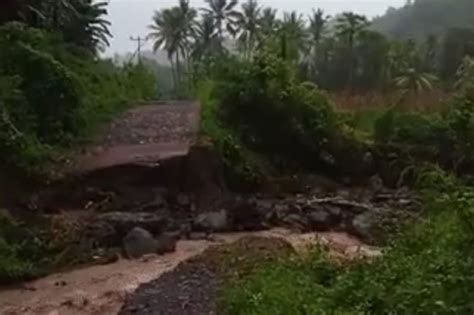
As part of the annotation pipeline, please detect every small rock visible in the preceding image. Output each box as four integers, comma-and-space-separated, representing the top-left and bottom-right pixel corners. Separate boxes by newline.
193, 210, 229, 231
123, 227, 158, 259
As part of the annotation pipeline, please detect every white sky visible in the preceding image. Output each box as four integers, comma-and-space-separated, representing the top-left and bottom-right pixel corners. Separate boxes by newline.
105, 0, 406, 55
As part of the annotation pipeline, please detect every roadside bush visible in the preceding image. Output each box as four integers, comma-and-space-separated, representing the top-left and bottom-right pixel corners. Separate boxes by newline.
0, 23, 158, 175
198, 79, 265, 189
209, 52, 337, 170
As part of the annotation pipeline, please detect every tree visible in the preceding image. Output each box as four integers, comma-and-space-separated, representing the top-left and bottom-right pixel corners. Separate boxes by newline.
308, 9, 329, 57
148, 1, 196, 90
335, 12, 368, 89
148, 8, 183, 90
236, 0, 261, 59
394, 67, 437, 95
202, 0, 241, 46
279, 11, 307, 60
63, 1, 112, 54
192, 14, 221, 74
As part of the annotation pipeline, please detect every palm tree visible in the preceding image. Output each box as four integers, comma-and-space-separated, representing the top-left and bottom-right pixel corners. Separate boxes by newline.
63, 1, 112, 54
308, 9, 329, 56
259, 7, 277, 34
176, 0, 197, 74
25, 0, 77, 30
148, 1, 197, 90
148, 8, 184, 90
394, 67, 437, 95
202, 0, 241, 46
335, 12, 368, 89
191, 14, 222, 77
279, 11, 307, 60
236, 0, 261, 59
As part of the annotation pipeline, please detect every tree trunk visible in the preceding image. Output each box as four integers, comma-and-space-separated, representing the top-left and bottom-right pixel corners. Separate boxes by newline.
175, 53, 181, 92
170, 57, 177, 97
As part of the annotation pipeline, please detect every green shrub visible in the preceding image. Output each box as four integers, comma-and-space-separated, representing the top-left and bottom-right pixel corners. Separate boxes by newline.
208, 52, 337, 170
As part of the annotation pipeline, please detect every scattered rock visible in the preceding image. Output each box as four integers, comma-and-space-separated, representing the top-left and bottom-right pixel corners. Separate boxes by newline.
123, 227, 159, 259
97, 212, 168, 237
307, 209, 333, 231
193, 210, 229, 232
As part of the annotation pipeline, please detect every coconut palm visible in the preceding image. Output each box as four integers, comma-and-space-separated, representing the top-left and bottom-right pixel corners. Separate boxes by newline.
192, 14, 220, 61
202, 0, 242, 45
278, 11, 308, 60
259, 7, 277, 34
236, 0, 261, 59
335, 12, 368, 89
308, 9, 329, 56
394, 67, 437, 94
148, 7, 184, 90
63, 1, 112, 54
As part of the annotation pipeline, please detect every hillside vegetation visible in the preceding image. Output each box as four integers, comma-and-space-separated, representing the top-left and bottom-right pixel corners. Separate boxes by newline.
372, 0, 474, 39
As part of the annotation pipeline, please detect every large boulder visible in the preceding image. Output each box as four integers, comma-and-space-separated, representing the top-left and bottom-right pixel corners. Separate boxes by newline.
123, 227, 159, 259
97, 212, 168, 237
123, 227, 179, 259
193, 210, 229, 231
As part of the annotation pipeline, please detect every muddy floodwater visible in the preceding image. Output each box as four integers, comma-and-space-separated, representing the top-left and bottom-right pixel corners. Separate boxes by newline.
0, 229, 377, 315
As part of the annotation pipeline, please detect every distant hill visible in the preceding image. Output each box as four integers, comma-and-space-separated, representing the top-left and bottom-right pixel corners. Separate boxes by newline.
371, 0, 474, 39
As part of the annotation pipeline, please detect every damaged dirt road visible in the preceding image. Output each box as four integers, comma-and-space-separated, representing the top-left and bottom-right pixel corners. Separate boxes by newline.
75, 101, 200, 172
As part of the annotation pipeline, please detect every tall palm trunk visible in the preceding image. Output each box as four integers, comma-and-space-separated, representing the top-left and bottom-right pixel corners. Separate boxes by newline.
175, 52, 181, 93
169, 57, 177, 96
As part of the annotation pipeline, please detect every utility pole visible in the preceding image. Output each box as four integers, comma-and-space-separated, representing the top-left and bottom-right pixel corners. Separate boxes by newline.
130, 36, 146, 64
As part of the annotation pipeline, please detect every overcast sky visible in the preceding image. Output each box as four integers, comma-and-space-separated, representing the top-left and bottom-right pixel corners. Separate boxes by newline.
105, 0, 406, 55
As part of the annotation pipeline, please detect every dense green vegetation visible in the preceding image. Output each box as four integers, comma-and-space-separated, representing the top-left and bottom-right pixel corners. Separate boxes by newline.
0, 1, 157, 175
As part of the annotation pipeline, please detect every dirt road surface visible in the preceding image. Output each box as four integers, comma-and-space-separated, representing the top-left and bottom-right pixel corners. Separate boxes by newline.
75, 101, 200, 172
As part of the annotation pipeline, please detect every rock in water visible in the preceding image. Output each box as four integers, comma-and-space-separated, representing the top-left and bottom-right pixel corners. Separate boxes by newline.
155, 233, 179, 254
123, 227, 158, 259
193, 210, 229, 231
